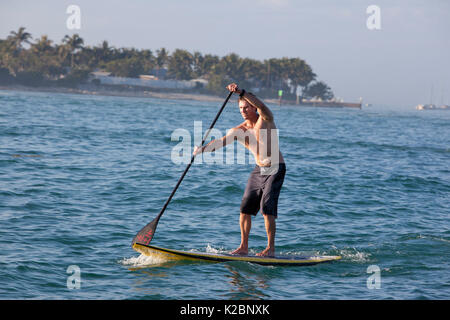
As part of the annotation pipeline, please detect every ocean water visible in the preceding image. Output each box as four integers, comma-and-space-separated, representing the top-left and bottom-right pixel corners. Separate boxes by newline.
0, 89, 449, 300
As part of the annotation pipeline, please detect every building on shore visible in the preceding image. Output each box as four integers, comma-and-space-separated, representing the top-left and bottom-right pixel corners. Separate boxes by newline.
89, 71, 208, 90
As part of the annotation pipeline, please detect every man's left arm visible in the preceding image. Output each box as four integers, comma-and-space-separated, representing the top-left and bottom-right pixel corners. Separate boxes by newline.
227, 83, 274, 121
240, 90, 274, 122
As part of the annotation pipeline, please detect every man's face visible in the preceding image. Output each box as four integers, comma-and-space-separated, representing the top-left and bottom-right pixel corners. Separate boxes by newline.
239, 100, 257, 120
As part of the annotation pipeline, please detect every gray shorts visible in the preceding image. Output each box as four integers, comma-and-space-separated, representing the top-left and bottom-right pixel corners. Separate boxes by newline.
240, 163, 286, 218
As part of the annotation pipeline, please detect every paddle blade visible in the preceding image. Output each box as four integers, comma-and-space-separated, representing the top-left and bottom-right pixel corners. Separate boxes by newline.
131, 216, 160, 246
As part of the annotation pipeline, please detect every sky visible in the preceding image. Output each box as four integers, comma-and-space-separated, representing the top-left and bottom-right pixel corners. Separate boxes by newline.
1, 0, 449, 108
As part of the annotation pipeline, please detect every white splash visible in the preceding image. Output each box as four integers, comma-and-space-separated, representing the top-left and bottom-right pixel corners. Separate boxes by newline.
205, 243, 221, 254
338, 247, 371, 263
119, 254, 167, 267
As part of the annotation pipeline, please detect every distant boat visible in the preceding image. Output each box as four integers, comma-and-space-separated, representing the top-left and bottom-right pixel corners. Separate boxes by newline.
417, 84, 450, 110
416, 104, 449, 110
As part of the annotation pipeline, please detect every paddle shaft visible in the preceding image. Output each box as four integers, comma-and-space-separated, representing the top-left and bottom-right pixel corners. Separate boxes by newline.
132, 91, 233, 246
157, 91, 233, 219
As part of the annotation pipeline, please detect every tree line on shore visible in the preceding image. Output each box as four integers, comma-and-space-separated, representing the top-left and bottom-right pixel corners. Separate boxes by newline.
0, 27, 334, 100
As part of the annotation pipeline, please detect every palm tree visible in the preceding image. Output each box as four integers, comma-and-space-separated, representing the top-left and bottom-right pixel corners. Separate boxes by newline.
264, 58, 283, 89
288, 58, 316, 98
241, 58, 263, 82
199, 54, 219, 76
92, 40, 113, 62
31, 35, 54, 55
156, 48, 169, 69
140, 49, 155, 74
219, 53, 245, 82
100, 40, 112, 59
61, 34, 84, 68
303, 81, 333, 100
7, 27, 32, 52
167, 49, 194, 80
192, 51, 204, 78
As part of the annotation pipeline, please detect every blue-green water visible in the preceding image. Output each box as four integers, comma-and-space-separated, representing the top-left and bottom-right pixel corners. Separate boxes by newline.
0, 90, 449, 299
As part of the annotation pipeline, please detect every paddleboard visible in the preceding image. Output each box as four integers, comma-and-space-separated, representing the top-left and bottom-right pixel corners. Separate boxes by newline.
132, 243, 341, 266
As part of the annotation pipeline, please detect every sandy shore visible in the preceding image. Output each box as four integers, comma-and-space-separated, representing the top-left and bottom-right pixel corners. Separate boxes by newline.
0, 84, 229, 103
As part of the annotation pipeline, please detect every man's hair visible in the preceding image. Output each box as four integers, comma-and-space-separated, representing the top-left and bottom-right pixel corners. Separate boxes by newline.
238, 91, 252, 104
239, 96, 257, 112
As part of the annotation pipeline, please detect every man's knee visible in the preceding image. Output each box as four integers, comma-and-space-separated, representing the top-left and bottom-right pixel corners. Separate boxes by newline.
240, 212, 254, 218
261, 212, 277, 220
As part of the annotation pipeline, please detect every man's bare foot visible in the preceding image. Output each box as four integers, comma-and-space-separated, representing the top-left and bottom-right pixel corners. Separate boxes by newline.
256, 247, 275, 257
230, 246, 248, 255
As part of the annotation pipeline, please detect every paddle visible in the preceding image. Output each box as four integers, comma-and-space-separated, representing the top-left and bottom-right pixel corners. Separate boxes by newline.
132, 91, 234, 247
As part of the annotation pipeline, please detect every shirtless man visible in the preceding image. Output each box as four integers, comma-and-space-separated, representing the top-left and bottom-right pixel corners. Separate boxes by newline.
194, 83, 286, 257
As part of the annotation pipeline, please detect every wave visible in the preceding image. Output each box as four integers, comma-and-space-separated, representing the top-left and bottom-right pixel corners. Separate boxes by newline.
383, 174, 450, 192
397, 233, 450, 244
282, 135, 450, 155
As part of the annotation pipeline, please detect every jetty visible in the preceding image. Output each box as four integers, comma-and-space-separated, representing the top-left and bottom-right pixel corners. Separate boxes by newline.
296, 100, 362, 109
267, 97, 362, 109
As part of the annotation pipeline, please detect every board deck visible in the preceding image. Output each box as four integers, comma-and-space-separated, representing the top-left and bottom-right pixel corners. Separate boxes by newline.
132, 243, 341, 266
